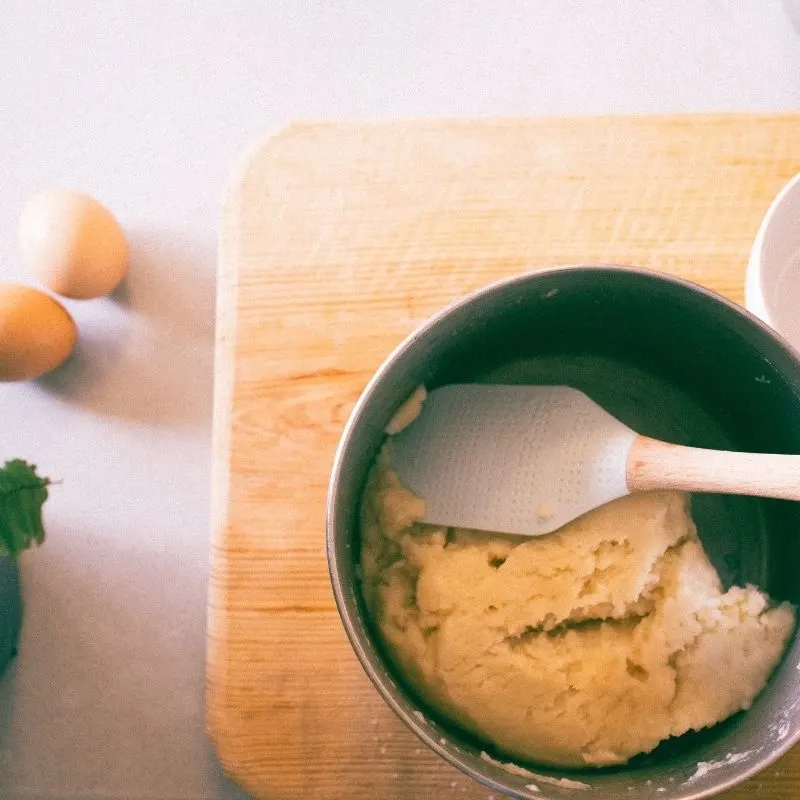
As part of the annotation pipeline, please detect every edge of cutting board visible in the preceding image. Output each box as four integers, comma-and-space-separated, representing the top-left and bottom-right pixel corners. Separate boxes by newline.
208, 115, 800, 800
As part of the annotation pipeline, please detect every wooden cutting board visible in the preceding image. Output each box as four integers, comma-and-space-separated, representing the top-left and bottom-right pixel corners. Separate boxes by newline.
208, 115, 800, 800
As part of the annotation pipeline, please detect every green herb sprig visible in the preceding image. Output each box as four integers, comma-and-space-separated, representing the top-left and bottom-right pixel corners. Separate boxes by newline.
0, 460, 50, 559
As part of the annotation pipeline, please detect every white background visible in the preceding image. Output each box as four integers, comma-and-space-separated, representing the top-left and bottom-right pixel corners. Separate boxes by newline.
1, 2, 800, 799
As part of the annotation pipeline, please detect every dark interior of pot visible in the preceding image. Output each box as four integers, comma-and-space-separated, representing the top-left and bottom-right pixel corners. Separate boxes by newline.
329, 267, 800, 800
434, 273, 800, 602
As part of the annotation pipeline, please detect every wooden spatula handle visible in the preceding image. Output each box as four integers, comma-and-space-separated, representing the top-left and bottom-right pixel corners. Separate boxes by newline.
627, 436, 800, 501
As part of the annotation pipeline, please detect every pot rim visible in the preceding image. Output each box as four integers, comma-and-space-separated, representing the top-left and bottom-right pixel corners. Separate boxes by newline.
326, 264, 800, 800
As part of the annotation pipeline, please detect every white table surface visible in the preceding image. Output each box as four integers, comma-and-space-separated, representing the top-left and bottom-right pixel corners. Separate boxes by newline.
1, 2, 800, 799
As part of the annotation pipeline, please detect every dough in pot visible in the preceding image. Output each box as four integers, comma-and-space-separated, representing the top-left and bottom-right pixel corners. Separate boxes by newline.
360, 446, 796, 767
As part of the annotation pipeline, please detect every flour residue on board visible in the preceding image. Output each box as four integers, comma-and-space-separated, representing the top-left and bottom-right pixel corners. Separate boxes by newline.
686, 750, 754, 783
480, 752, 590, 789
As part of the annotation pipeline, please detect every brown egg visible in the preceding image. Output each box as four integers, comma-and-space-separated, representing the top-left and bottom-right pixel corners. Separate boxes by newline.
19, 188, 128, 300
0, 284, 77, 381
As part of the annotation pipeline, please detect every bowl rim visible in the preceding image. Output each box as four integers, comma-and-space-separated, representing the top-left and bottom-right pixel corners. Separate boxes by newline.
745, 170, 800, 330
326, 264, 800, 800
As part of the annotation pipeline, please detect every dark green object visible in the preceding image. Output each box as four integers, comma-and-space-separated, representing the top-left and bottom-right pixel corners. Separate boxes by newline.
0, 554, 21, 676
0, 460, 49, 677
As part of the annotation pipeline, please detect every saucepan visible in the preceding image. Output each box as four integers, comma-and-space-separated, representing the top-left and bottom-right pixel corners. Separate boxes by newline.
327, 266, 800, 800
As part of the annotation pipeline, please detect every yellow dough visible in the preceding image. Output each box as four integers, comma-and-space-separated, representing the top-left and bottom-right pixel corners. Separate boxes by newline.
361, 446, 796, 767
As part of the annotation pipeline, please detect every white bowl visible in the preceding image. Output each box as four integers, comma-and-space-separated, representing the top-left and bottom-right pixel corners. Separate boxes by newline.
746, 172, 800, 349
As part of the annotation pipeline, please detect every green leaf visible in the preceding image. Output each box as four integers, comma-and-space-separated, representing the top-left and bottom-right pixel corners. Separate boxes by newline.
0, 460, 50, 559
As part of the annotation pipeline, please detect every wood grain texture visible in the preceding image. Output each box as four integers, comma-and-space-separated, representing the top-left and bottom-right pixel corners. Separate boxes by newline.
208, 115, 800, 799
628, 436, 800, 500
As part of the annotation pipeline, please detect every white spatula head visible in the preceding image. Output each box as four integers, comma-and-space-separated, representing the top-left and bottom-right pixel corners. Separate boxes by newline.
390, 384, 638, 536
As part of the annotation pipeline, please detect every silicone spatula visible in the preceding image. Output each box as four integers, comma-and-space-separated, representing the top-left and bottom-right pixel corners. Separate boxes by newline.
389, 384, 800, 536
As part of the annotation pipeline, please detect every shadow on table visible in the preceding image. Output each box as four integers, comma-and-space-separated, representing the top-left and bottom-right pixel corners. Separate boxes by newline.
0, 518, 255, 799
37, 230, 217, 429
209, 755, 256, 800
